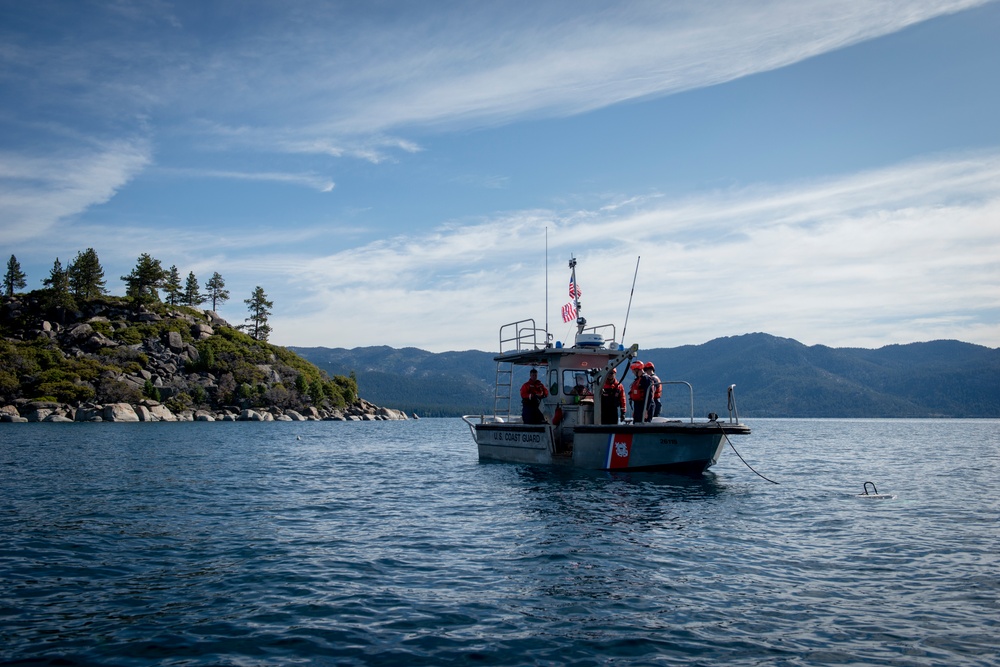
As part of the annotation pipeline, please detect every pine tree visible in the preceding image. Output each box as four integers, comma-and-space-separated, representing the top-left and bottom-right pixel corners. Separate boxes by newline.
242, 286, 273, 341
183, 271, 205, 306
42, 257, 74, 309
67, 248, 107, 300
121, 253, 166, 304
3, 255, 27, 297
204, 271, 230, 311
164, 266, 183, 305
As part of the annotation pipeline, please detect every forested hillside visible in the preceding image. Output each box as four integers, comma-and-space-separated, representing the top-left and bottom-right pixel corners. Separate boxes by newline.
292, 334, 1000, 418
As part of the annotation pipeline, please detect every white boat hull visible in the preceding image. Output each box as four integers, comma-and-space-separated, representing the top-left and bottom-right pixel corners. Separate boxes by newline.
474, 421, 749, 473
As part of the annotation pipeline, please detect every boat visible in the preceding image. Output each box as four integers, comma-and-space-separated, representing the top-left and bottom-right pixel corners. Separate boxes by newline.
462, 257, 750, 473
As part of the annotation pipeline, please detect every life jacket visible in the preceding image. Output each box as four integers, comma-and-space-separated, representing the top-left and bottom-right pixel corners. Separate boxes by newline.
649, 373, 662, 399
629, 375, 650, 402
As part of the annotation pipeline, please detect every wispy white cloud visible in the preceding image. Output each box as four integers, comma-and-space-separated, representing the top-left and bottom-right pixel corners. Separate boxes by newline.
156, 166, 335, 192
0, 140, 151, 242
268, 150, 1000, 351
7, 1, 983, 159
258, 0, 990, 139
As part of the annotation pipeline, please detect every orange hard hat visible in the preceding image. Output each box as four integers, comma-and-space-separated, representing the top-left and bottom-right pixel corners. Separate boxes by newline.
643, 362, 655, 370
630, 361, 643, 371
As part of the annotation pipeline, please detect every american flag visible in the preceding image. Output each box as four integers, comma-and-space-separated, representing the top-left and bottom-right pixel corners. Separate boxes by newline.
569, 280, 582, 299
561, 302, 577, 323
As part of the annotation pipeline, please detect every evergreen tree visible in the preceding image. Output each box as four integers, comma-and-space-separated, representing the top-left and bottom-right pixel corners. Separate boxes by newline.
121, 253, 166, 304
183, 271, 205, 306
204, 271, 230, 311
242, 286, 273, 341
67, 248, 107, 300
42, 257, 74, 310
164, 265, 183, 305
3, 255, 27, 297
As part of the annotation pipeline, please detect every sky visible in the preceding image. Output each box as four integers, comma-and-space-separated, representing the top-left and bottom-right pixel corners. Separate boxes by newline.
1, 0, 999, 353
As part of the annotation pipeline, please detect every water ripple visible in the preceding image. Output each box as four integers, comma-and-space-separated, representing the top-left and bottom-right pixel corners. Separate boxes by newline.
1, 418, 998, 666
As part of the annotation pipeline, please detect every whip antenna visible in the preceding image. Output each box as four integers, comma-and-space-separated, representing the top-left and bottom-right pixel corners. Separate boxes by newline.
621, 256, 640, 347
544, 227, 549, 340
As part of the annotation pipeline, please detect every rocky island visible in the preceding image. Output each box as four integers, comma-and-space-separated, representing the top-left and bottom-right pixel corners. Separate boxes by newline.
0, 294, 408, 423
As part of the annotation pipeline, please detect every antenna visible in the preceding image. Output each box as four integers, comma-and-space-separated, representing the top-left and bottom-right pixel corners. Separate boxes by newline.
621, 256, 640, 347
545, 227, 549, 341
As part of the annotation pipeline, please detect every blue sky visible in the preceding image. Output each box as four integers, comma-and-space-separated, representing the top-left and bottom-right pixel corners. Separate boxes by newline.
2, 0, 998, 352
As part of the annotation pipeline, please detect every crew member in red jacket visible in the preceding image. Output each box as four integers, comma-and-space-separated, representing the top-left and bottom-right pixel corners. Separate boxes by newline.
628, 361, 653, 423
600, 367, 626, 424
644, 361, 662, 417
520, 368, 549, 424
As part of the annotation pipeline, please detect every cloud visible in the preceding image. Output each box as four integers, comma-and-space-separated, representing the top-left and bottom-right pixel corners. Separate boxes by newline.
266, 150, 1000, 351
0, 139, 151, 243
7, 1, 982, 161
260, 0, 990, 138
156, 167, 335, 192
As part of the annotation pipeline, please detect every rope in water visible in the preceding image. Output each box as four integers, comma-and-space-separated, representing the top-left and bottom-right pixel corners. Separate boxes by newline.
718, 423, 779, 484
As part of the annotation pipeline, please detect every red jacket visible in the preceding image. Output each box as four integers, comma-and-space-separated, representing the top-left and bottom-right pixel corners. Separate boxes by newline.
520, 379, 548, 400
601, 379, 626, 411
647, 372, 662, 399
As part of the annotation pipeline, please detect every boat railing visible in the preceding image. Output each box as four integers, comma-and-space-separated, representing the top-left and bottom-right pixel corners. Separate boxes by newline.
583, 323, 617, 346
461, 414, 515, 438
658, 381, 695, 423
727, 384, 740, 423
499, 318, 547, 353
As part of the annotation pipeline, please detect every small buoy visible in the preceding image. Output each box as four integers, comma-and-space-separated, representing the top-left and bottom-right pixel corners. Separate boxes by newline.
857, 481, 894, 499
296, 435, 301, 440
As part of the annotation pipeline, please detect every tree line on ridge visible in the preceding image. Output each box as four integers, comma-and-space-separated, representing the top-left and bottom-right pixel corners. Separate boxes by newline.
4, 251, 271, 341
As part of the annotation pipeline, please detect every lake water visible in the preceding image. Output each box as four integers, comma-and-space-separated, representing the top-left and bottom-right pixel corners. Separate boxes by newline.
1, 418, 998, 666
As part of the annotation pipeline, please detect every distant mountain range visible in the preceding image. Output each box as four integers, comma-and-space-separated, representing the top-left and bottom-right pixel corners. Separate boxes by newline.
291, 333, 1000, 418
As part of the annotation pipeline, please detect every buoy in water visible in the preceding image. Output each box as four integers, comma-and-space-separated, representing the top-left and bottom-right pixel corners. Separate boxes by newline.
857, 481, 895, 499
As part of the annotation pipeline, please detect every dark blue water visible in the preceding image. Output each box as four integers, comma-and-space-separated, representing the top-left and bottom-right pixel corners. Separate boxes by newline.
1, 419, 997, 666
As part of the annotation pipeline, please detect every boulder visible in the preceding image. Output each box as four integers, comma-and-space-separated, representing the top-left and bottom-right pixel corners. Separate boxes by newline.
191, 323, 214, 340
147, 404, 177, 422
165, 330, 184, 351
43, 414, 74, 423
75, 405, 103, 422
204, 311, 230, 327
194, 410, 215, 421
284, 409, 306, 421
26, 409, 53, 422
376, 407, 408, 421
63, 323, 94, 342
103, 403, 140, 422
1, 414, 28, 423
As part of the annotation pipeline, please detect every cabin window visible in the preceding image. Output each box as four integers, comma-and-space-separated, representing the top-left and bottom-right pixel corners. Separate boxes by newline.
562, 369, 593, 397
547, 369, 559, 396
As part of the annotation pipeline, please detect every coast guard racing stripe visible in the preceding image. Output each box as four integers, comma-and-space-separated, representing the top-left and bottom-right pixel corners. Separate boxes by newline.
606, 433, 633, 469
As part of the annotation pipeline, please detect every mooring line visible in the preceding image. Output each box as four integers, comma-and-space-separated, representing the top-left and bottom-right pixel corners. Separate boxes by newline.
718, 424, 779, 484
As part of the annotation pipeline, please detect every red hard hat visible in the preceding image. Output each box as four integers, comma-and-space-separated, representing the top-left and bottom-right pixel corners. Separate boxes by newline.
630, 361, 643, 371
643, 362, 655, 370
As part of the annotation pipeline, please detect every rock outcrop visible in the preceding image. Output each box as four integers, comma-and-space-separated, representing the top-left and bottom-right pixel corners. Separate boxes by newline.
1, 295, 408, 424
